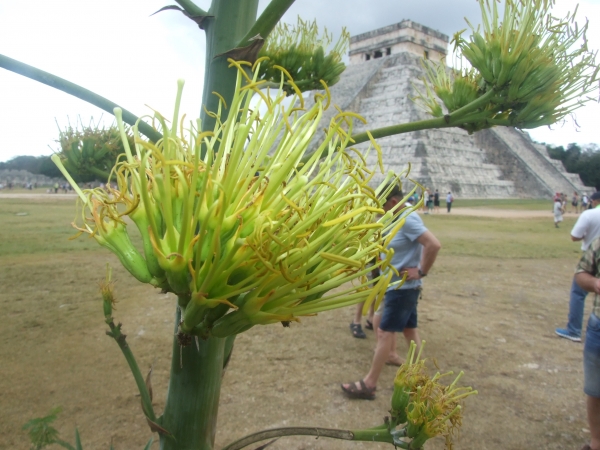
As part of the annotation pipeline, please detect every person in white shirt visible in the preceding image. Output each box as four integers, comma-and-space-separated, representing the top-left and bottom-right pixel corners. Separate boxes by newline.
556, 191, 600, 341
554, 198, 564, 228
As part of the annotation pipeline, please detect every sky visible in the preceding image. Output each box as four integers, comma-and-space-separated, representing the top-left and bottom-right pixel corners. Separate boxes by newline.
0, 0, 598, 163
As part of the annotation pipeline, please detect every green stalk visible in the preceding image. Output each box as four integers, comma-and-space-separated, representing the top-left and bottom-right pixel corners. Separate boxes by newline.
159, 304, 226, 450
237, 0, 296, 46
0, 53, 162, 143
221, 425, 394, 450
105, 318, 157, 424
199, 0, 259, 135
175, 0, 208, 16
350, 89, 499, 146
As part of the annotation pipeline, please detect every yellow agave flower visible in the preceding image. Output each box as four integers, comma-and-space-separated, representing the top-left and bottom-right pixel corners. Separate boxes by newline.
390, 342, 477, 450
53, 59, 417, 338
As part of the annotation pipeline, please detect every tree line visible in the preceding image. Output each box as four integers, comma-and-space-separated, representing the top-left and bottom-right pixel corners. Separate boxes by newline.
0, 155, 63, 179
1, 141, 599, 189
545, 143, 600, 190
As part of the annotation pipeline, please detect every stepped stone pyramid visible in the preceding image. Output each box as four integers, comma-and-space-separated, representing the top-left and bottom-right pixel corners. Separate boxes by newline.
323, 20, 586, 198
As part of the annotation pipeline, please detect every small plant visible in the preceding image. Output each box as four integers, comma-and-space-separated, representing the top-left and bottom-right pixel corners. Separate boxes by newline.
23, 407, 78, 450
23, 407, 153, 450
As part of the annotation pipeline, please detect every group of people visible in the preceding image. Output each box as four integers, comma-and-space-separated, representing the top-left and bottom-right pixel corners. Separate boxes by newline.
418, 189, 455, 214
554, 191, 594, 228
341, 184, 600, 450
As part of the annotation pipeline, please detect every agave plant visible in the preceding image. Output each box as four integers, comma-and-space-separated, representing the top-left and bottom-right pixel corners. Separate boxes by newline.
2, 0, 597, 449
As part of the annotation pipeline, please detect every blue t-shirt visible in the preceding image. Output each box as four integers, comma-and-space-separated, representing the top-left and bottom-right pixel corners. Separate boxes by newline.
384, 211, 428, 291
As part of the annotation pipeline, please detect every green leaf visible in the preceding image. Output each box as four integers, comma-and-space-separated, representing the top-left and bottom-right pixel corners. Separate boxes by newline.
74, 429, 83, 450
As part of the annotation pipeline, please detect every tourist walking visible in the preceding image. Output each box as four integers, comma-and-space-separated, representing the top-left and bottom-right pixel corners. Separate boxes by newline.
556, 191, 600, 341
433, 189, 440, 213
572, 192, 580, 214
426, 190, 434, 214
341, 185, 441, 400
446, 191, 454, 213
554, 197, 564, 228
583, 193, 590, 211
573, 235, 600, 450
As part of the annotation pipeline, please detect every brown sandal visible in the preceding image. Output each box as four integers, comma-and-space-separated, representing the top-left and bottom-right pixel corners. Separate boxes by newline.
341, 380, 376, 400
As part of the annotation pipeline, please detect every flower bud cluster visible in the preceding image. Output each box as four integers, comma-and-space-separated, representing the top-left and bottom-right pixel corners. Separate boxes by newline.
414, 0, 598, 133
54, 60, 409, 339
389, 342, 477, 449
56, 122, 134, 182
257, 17, 349, 94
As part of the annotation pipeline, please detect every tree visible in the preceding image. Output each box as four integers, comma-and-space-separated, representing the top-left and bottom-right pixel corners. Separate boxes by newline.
546, 143, 600, 188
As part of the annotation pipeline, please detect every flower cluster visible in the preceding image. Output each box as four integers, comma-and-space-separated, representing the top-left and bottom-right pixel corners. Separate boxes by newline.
53, 60, 414, 339
257, 17, 350, 94
414, 0, 598, 133
389, 342, 477, 449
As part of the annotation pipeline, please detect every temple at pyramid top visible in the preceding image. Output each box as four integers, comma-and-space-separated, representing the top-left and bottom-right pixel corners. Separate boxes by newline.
349, 20, 449, 65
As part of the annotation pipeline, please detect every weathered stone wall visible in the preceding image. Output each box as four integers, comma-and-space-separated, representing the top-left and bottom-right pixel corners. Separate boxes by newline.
349, 20, 447, 64
474, 130, 550, 198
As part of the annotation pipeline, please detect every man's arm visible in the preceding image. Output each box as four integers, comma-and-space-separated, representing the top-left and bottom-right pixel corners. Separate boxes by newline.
402, 231, 441, 280
571, 212, 588, 241
575, 272, 600, 295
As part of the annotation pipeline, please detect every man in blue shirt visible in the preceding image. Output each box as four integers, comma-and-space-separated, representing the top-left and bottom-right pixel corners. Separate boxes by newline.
342, 185, 441, 400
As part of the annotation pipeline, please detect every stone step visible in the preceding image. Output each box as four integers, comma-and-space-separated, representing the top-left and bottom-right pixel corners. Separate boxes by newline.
490, 127, 585, 195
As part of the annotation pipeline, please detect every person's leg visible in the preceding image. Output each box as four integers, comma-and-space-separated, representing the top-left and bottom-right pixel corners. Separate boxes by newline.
345, 289, 418, 391
373, 310, 382, 345
567, 278, 588, 337
372, 309, 400, 363
388, 291, 420, 365
403, 327, 421, 357
367, 302, 375, 327
353, 302, 364, 325
587, 396, 600, 450
350, 302, 366, 338
584, 313, 600, 449
362, 329, 395, 389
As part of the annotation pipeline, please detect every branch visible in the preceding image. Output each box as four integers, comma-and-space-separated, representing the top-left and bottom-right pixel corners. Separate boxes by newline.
0, 53, 162, 143
105, 318, 159, 425
350, 116, 451, 146
221, 426, 394, 450
350, 88, 499, 146
237, 0, 296, 46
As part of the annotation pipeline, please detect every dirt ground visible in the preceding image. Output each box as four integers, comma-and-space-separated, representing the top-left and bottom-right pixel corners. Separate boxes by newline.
0, 197, 593, 449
